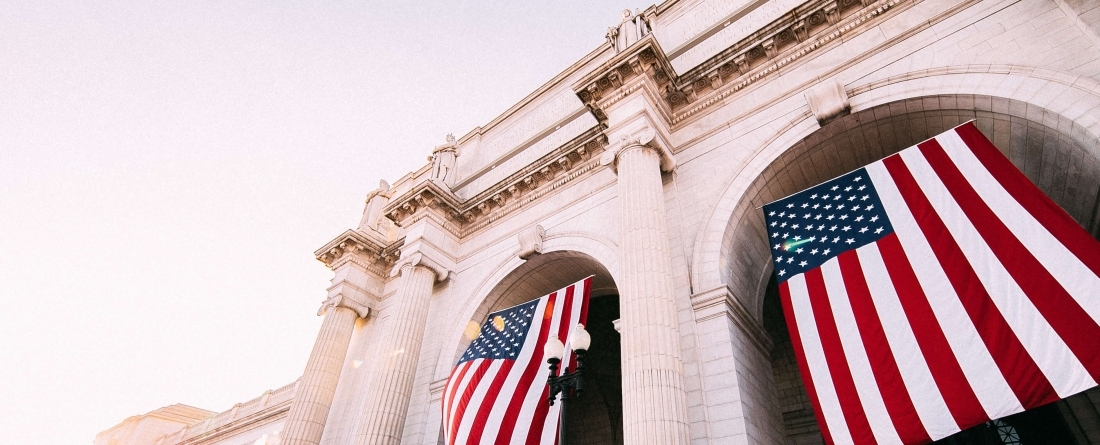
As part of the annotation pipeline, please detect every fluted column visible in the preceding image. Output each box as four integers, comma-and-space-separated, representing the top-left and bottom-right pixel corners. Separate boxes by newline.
615, 141, 691, 445
283, 302, 362, 445
355, 261, 438, 445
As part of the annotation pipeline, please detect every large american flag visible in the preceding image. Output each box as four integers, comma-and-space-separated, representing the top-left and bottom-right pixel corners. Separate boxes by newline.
442, 276, 591, 445
764, 122, 1100, 444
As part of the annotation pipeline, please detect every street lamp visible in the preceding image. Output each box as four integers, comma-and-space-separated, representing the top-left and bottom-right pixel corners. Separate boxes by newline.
545, 324, 592, 445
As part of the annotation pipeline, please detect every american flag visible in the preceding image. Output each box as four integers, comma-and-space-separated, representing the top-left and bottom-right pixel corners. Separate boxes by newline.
442, 276, 591, 445
764, 122, 1100, 445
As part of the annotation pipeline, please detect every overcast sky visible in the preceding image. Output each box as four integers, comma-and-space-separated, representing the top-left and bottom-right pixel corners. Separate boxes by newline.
0, 2, 632, 443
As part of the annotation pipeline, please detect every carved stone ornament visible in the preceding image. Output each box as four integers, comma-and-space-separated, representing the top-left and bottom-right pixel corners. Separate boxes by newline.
805, 77, 851, 126
517, 224, 546, 260
389, 251, 452, 282
317, 293, 373, 319
599, 126, 677, 174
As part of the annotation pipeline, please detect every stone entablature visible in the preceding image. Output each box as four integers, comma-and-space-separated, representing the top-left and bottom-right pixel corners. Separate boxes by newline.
382, 127, 608, 238
314, 229, 401, 278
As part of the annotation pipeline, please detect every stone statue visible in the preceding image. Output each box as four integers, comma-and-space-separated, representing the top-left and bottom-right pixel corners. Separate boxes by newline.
358, 180, 391, 231
607, 8, 650, 53
430, 133, 459, 186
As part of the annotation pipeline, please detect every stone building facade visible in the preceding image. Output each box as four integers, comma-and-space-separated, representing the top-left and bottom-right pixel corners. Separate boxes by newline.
102, 0, 1100, 443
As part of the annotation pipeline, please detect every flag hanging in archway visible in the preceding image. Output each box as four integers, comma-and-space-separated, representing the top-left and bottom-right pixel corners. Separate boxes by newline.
763, 121, 1100, 444
442, 276, 592, 445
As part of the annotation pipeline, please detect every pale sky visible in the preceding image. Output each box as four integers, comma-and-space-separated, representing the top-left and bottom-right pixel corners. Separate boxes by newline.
0, 2, 632, 443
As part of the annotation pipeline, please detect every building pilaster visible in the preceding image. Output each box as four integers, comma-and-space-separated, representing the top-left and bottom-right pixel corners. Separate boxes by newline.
354, 247, 451, 445
605, 125, 691, 445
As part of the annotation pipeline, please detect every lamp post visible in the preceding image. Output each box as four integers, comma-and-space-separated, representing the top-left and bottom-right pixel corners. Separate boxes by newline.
544, 324, 592, 445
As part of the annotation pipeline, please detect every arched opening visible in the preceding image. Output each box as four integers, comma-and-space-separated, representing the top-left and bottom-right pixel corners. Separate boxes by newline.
729, 95, 1100, 443
457, 251, 624, 445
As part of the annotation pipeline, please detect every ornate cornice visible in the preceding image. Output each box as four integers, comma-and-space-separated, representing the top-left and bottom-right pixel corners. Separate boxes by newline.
314, 230, 401, 277
575, 0, 906, 128
382, 128, 608, 238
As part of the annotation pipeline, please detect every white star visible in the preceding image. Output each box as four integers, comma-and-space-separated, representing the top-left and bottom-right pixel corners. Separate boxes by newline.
875, 227, 884, 234
839, 214, 849, 220
837, 204, 846, 210
866, 204, 875, 210
808, 236, 817, 242
779, 212, 786, 217
851, 205, 861, 211
822, 194, 831, 200
769, 211, 776, 216
811, 194, 818, 199
842, 226, 851, 231
817, 224, 826, 230
787, 257, 794, 263
855, 216, 864, 222
778, 269, 786, 276
846, 238, 856, 244
834, 195, 842, 201
792, 224, 800, 229
782, 233, 789, 238
859, 227, 869, 233
824, 204, 833, 210
801, 203, 809, 208
831, 185, 839, 191
833, 236, 841, 243
844, 186, 853, 192
787, 203, 794, 208
830, 225, 838, 231
770, 221, 777, 227
858, 185, 866, 190
780, 222, 787, 228
793, 235, 802, 240
826, 215, 835, 220
848, 195, 857, 201
812, 203, 820, 209
795, 248, 804, 254
814, 214, 822, 220
854, 176, 862, 182
799, 261, 808, 267
774, 243, 781, 249
870, 216, 879, 222
811, 249, 819, 255
861, 195, 870, 201
804, 213, 811, 218
775, 256, 783, 263
772, 232, 779, 237
823, 248, 831, 255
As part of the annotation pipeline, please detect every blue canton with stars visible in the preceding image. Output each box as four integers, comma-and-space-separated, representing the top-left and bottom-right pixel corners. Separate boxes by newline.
762, 168, 895, 283
458, 298, 539, 364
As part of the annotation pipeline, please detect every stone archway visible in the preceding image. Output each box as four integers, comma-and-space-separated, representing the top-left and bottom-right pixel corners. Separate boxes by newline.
725, 95, 1100, 443
452, 250, 625, 445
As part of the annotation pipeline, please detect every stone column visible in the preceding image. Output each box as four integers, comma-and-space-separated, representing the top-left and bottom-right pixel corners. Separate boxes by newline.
355, 254, 444, 445
611, 132, 691, 445
283, 295, 370, 445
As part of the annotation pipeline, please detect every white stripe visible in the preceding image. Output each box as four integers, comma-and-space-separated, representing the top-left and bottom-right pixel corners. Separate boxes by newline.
819, 259, 903, 445
441, 362, 464, 442
867, 161, 1022, 419
479, 295, 551, 445
453, 359, 507, 445
509, 287, 570, 444
787, 274, 855, 445
857, 243, 959, 440
901, 147, 1091, 398
940, 130, 1100, 332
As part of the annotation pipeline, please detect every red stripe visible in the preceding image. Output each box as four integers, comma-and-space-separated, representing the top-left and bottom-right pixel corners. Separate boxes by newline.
450, 360, 494, 445
525, 285, 578, 445
920, 137, 1100, 383
465, 359, 518, 444
876, 233, 988, 427
780, 281, 835, 445
839, 250, 932, 443
885, 152, 1058, 409
524, 386, 553, 445
494, 291, 561, 445
804, 268, 878, 445
955, 122, 1100, 277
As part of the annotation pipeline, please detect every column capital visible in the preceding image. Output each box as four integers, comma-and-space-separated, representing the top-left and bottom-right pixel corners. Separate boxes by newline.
317, 292, 373, 319
599, 125, 677, 174
390, 251, 452, 282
